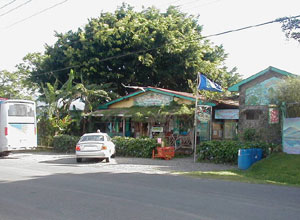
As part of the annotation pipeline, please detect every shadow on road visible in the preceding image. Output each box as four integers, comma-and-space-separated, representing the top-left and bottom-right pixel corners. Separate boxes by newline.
39, 157, 107, 166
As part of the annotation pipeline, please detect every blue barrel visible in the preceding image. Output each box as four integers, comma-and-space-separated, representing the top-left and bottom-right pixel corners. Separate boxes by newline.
256, 148, 263, 161
251, 148, 256, 163
238, 149, 252, 170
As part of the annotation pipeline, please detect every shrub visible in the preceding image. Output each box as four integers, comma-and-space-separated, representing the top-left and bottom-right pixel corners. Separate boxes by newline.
37, 116, 55, 147
242, 128, 259, 141
112, 136, 156, 158
53, 135, 80, 153
197, 140, 276, 164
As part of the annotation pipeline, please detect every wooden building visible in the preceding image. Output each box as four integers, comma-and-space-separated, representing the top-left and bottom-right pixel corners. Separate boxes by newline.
90, 87, 238, 149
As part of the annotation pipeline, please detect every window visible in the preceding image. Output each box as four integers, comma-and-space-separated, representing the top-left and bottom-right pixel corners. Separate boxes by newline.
80, 135, 104, 142
246, 110, 259, 120
8, 104, 34, 117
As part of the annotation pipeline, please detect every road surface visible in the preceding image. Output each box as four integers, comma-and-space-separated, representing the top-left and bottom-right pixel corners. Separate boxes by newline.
0, 153, 299, 220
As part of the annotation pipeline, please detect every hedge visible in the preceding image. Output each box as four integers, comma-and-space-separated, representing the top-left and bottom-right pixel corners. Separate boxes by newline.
112, 136, 156, 158
197, 140, 277, 164
52, 135, 80, 153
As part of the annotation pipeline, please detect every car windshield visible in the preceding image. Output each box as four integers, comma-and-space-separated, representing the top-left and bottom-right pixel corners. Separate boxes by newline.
80, 135, 104, 142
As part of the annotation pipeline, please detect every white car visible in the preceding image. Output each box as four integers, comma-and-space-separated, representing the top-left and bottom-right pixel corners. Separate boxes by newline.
75, 133, 116, 163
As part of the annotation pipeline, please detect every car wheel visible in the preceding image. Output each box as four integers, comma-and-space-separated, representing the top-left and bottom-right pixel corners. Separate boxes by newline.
105, 157, 110, 163
111, 153, 116, 158
76, 158, 82, 163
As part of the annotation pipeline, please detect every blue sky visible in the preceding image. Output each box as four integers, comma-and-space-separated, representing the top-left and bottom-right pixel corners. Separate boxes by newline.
0, 0, 299, 79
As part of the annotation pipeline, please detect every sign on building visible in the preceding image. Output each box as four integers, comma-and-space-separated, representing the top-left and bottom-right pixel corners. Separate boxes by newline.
269, 108, 279, 124
215, 109, 239, 119
283, 118, 300, 154
134, 92, 173, 106
196, 105, 211, 122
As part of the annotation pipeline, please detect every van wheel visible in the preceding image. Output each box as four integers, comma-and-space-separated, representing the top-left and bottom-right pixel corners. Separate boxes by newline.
76, 158, 82, 163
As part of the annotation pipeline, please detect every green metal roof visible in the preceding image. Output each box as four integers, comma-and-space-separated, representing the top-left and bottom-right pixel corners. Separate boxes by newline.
98, 90, 145, 109
98, 87, 215, 109
228, 66, 295, 92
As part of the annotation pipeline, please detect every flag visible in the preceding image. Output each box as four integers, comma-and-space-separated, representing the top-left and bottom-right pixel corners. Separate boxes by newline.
198, 73, 223, 92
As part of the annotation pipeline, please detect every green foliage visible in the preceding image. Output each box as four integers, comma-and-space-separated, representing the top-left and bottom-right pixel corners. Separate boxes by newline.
242, 128, 259, 141
0, 69, 36, 99
279, 17, 300, 43
27, 4, 240, 97
49, 114, 74, 135
112, 136, 156, 158
52, 135, 80, 153
37, 116, 55, 147
100, 104, 194, 123
275, 76, 300, 117
197, 140, 276, 164
183, 153, 300, 186
244, 153, 300, 185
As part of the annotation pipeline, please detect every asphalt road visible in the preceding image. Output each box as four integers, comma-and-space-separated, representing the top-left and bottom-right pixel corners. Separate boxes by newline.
0, 153, 299, 220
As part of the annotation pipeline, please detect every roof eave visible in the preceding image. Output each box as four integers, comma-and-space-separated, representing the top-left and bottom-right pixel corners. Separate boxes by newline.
228, 66, 295, 92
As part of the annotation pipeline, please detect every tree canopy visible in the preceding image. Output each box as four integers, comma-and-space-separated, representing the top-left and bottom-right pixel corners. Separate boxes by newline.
0, 68, 36, 99
280, 17, 300, 43
275, 76, 300, 117
27, 4, 240, 99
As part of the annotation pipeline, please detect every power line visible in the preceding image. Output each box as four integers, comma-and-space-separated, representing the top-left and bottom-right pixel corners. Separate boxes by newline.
0, 0, 17, 10
29, 14, 300, 77
158, 0, 183, 7
5, 0, 68, 28
0, 0, 32, 17
205, 15, 300, 38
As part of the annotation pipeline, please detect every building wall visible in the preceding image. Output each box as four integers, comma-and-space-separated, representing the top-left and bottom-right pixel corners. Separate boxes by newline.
110, 97, 134, 108
174, 97, 193, 105
238, 70, 283, 144
109, 91, 192, 109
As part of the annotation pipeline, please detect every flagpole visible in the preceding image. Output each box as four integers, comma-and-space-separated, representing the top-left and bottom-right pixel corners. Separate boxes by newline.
193, 74, 200, 163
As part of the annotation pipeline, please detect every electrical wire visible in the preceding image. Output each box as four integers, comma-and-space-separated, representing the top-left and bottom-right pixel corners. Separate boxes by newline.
5, 0, 68, 28
0, 0, 17, 10
0, 0, 31, 17
26, 14, 300, 77
158, 0, 183, 7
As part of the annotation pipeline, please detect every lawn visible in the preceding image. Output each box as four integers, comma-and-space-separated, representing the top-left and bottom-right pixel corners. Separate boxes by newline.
183, 153, 300, 187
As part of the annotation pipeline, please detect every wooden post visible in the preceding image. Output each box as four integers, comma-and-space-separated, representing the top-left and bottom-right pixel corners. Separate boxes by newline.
123, 117, 126, 137
193, 74, 199, 163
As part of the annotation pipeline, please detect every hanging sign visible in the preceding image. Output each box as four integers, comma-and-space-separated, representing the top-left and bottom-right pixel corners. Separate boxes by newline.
215, 109, 239, 119
196, 105, 211, 122
135, 92, 173, 106
152, 127, 163, 132
283, 117, 300, 154
269, 108, 279, 124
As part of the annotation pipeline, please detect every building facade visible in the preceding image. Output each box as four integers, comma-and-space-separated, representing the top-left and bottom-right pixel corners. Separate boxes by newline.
89, 87, 238, 149
229, 66, 294, 144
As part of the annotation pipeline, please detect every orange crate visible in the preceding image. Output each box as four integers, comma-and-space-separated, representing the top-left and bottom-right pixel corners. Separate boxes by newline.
152, 147, 175, 160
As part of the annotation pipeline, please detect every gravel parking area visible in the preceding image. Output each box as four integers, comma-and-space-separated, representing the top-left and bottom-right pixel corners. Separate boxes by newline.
3, 152, 236, 175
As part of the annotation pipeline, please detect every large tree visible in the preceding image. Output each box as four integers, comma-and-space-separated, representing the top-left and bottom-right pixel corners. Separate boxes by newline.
275, 77, 300, 117
28, 4, 240, 98
0, 68, 36, 99
279, 17, 300, 43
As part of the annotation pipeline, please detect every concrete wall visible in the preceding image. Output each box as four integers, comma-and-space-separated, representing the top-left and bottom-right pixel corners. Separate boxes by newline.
238, 70, 283, 144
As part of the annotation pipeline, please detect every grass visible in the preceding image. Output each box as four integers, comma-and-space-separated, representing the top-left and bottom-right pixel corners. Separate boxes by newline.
182, 153, 300, 187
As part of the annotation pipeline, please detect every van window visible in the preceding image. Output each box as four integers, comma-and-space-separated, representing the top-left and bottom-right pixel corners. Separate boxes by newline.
8, 104, 34, 117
